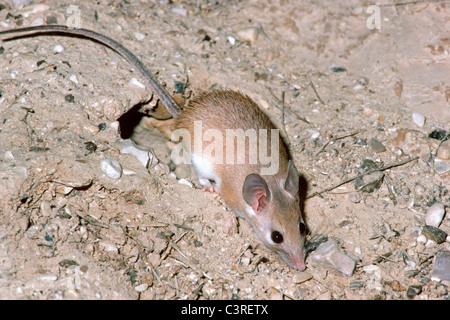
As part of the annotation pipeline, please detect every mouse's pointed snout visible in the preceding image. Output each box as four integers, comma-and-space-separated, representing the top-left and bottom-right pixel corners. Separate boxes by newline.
289, 255, 306, 271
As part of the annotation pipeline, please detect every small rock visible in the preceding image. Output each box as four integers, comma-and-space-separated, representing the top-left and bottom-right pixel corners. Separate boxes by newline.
13, 0, 30, 9
421, 225, 447, 244
134, 283, 148, 292
118, 138, 156, 169
98, 240, 119, 254
354, 159, 384, 193
436, 140, 450, 160
227, 36, 236, 46
171, 7, 187, 16
309, 238, 356, 277
54, 44, 64, 53
293, 270, 313, 284
38, 274, 58, 282
412, 112, 425, 127
237, 27, 259, 43
178, 178, 193, 188
431, 157, 450, 174
406, 285, 422, 299
368, 138, 386, 153
328, 66, 347, 73
69, 74, 78, 84
417, 234, 427, 244
129, 77, 145, 89
346, 192, 361, 203
100, 158, 122, 179
4, 150, 14, 160
431, 251, 450, 281
30, 17, 44, 26
363, 264, 383, 291
65, 94, 75, 103
134, 32, 145, 41
425, 202, 445, 228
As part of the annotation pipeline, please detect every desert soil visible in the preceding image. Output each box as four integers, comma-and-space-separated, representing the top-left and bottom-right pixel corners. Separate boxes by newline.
0, 0, 448, 300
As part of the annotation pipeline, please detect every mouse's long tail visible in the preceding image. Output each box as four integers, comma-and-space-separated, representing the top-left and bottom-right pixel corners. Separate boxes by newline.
0, 25, 181, 118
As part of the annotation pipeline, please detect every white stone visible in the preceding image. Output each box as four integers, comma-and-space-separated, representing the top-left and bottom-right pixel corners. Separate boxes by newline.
178, 178, 193, 188
227, 36, 236, 46
30, 17, 44, 26
39, 274, 58, 281
54, 44, 64, 53
237, 27, 259, 43
118, 138, 156, 169
129, 77, 145, 89
69, 74, 79, 84
171, 7, 187, 16
134, 32, 145, 41
100, 158, 122, 179
425, 203, 445, 227
412, 112, 425, 127
134, 283, 148, 292
417, 234, 427, 244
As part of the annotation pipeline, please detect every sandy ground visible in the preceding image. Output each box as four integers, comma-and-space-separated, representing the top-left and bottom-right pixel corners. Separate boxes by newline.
0, 0, 449, 300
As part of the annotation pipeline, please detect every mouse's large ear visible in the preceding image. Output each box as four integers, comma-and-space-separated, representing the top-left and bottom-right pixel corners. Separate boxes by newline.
243, 173, 271, 213
284, 160, 299, 197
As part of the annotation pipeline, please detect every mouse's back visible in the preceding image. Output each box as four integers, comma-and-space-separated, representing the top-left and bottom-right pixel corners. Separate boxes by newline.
174, 90, 307, 271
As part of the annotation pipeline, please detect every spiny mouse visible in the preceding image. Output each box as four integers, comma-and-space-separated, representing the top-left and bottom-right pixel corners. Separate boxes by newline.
0, 25, 307, 270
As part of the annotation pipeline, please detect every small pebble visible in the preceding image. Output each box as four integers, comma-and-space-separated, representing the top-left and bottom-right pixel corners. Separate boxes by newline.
432, 157, 450, 174
227, 36, 236, 46
171, 7, 187, 16
237, 27, 259, 43
309, 238, 356, 277
354, 159, 384, 193
421, 225, 447, 244
129, 78, 145, 89
412, 112, 425, 127
346, 192, 361, 203
134, 283, 148, 292
425, 202, 445, 228
431, 251, 450, 281
69, 74, 78, 84
100, 158, 122, 179
368, 138, 386, 153
178, 178, 193, 188
363, 264, 383, 291
118, 139, 153, 168
436, 140, 450, 160
39, 274, 58, 282
65, 94, 75, 103
54, 44, 64, 53
98, 240, 119, 254
293, 271, 313, 284
416, 234, 427, 244
4, 150, 14, 160
13, 0, 30, 9
406, 285, 422, 299
134, 32, 145, 41
30, 17, 44, 26
328, 66, 347, 73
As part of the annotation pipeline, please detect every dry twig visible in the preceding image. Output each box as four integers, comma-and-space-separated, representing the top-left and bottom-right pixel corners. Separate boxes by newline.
307, 156, 419, 199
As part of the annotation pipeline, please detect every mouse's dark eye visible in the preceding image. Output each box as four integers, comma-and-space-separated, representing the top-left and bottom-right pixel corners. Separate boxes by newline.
299, 222, 306, 234
271, 231, 284, 244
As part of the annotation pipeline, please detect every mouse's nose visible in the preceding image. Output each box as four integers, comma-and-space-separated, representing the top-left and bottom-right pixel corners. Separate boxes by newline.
291, 256, 306, 271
